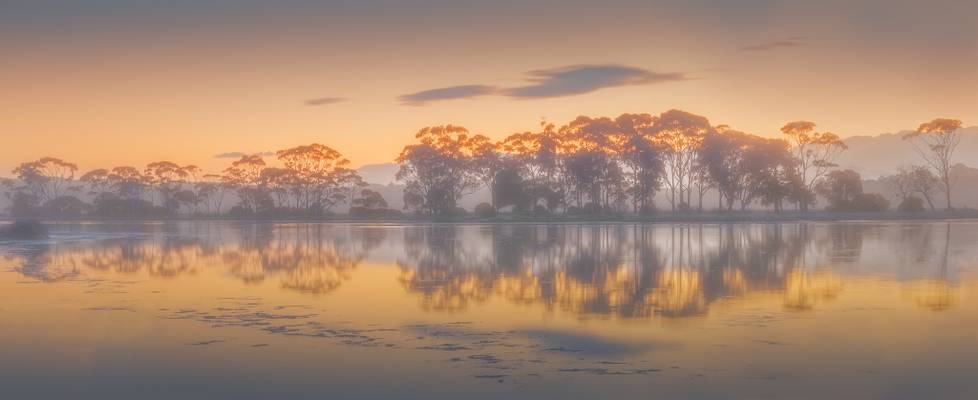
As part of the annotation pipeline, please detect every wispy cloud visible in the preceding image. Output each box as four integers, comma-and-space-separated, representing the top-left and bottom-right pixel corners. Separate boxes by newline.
304, 97, 347, 106
397, 64, 688, 106
740, 37, 808, 52
502, 64, 688, 99
397, 85, 498, 106
214, 151, 275, 159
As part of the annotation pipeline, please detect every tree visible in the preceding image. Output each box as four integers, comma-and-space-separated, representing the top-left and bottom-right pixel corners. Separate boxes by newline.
882, 166, 940, 211
396, 125, 480, 215
780, 121, 847, 211
740, 137, 796, 212
466, 135, 505, 208
817, 169, 886, 211
276, 143, 364, 212
222, 154, 268, 213
352, 188, 388, 210
11, 157, 79, 205
615, 113, 664, 212
903, 118, 963, 209
500, 122, 563, 211
144, 161, 192, 212
699, 128, 749, 211
654, 110, 713, 211
492, 167, 531, 211
194, 174, 229, 214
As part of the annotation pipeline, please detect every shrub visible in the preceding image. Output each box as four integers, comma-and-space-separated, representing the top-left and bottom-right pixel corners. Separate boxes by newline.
850, 193, 890, 212
474, 202, 496, 218
897, 196, 926, 212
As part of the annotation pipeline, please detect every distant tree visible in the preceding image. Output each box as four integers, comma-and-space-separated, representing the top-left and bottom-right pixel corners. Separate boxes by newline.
11, 157, 79, 205
492, 167, 531, 211
171, 189, 199, 214
258, 167, 298, 208
699, 128, 749, 210
882, 166, 940, 211
500, 122, 563, 211
194, 174, 229, 214
903, 118, 963, 209
352, 188, 389, 210
738, 136, 796, 212
654, 110, 713, 211
897, 196, 926, 212
466, 135, 505, 209
276, 143, 364, 212
780, 121, 847, 211
396, 125, 480, 215
107, 166, 147, 202
474, 202, 496, 218
818, 169, 863, 211
850, 193, 889, 212
222, 154, 268, 213
79, 168, 112, 198
615, 113, 664, 212
144, 161, 192, 212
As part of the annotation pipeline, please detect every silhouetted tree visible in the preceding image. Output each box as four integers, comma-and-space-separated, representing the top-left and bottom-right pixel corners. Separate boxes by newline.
654, 110, 713, 211
396, 125, 480, 215
903, 118, 963, 209
11, 157, 79, 207
780, 121, 847, 211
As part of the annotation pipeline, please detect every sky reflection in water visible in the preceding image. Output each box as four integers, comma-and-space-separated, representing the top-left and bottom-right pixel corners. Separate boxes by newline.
1, 221, 976, 399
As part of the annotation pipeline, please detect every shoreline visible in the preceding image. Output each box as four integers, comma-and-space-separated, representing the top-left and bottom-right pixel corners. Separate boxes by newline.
2, 210, 977, 225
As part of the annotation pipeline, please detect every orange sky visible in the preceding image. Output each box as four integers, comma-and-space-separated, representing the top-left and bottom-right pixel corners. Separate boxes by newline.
2, 0, 976, 176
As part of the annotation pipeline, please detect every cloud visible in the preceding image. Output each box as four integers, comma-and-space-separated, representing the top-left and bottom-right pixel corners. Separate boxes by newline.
740, 37, 808, 52
304, 97, 347, 106
214, 151, 275, 159
501, 64, 689, 99
397, 85, 498, 106
397, 64, 689, 105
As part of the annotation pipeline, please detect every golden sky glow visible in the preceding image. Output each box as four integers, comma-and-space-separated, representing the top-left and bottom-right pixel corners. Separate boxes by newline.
2, 0, 976, 175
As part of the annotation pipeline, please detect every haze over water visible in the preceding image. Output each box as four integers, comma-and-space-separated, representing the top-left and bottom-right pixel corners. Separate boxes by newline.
1, 221, 976, 399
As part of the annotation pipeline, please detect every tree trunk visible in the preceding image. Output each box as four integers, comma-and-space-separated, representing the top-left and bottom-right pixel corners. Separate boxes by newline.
945, 177, 952, 210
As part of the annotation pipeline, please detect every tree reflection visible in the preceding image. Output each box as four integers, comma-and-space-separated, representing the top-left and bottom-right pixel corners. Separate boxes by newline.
4, 223, 386, 294
2, 222, 965, 315
396, 223, 963, 317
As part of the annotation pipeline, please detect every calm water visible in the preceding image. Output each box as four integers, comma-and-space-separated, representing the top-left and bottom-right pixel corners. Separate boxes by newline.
1, 221, 976, 399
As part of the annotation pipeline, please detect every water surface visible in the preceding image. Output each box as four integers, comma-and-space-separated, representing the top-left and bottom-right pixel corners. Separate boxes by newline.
1, 221, 976, 399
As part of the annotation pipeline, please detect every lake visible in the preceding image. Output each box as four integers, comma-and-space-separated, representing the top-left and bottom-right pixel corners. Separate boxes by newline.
1, 221, 976, 399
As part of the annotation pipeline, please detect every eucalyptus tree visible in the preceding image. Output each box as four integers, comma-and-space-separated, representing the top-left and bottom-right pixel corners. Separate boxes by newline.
903, 118, 963, 209
11, 157, 79, 205
396, 125, 480, 215
614, 113, 664, 213
653, 110, 714, 211
779, 121, 847, 211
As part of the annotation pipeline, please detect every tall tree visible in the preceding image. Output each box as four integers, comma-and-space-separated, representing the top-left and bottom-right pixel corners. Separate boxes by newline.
903, 118, 963, 209
699, 128, 749, 210
500, 122, 563, 211
614, 113, 664, 213
780, 121, 847, 211
11, 157, 79, 204
144, 161, 192, 211
466, 135, 505, 208
276, 143, 363, 211
223, 154, 268, 213
396, 125, 479, 215
654, 110, 713, 211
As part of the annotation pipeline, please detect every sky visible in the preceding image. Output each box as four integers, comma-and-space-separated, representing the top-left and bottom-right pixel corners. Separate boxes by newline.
2, 0, 977, 175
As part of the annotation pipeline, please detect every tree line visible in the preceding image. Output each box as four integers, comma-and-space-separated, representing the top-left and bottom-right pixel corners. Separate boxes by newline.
1, 109, 966, 218
395, 110, 964, 215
